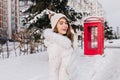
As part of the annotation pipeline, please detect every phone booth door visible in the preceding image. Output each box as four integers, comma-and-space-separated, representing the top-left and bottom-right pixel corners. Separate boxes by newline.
87, 26, 98, 54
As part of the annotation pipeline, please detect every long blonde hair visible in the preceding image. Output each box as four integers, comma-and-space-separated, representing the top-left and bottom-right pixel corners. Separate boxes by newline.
53, 17, 74, 42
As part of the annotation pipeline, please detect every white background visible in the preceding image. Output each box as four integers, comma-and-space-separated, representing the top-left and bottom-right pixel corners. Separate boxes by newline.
99, 0, 120, 31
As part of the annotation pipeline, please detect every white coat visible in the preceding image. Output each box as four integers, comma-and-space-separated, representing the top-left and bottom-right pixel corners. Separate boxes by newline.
44, 29, 75, 80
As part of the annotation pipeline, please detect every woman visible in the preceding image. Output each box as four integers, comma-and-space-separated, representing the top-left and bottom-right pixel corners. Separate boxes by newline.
44, 13, 78, 80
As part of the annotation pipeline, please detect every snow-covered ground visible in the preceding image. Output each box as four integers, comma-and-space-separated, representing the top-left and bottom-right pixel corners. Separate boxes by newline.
0, 39, 120, 80
0, 52, 49, 80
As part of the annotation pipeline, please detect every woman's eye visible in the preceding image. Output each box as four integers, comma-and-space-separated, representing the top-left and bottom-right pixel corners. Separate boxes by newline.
59, 22, 63, 25
59, 22, 67, 25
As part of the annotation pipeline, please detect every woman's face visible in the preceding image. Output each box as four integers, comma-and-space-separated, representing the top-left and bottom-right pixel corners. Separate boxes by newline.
56, 18, 68, 35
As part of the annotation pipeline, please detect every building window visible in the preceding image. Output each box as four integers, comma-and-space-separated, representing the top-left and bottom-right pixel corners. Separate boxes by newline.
0, 15, 2, 21
0, 8, 2, 14
12, 10, 15, 14
3, 22, 7, 27
0, 22, 2, 28
3, 2, 7, 8
3, 16, 7, 21
11, 17, 15, 20
3, 10, 7, 15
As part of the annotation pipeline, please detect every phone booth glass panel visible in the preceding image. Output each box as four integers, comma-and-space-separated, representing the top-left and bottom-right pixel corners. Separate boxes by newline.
91, 26, 98, 48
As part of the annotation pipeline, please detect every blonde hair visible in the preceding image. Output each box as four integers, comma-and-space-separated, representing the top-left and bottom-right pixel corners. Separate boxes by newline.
53, 17, 74, 42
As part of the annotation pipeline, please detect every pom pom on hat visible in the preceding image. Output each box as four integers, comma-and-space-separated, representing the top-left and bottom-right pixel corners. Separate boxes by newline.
49, 13, 68, 30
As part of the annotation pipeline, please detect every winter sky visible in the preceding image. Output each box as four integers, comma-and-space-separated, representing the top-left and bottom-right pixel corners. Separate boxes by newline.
99, 0, 120, 31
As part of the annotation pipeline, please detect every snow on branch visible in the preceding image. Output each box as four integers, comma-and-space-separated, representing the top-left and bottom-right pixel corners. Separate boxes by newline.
27, 9, 55, 24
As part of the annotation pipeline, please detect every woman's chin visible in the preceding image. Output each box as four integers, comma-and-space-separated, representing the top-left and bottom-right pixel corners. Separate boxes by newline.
61, 32, 67, 35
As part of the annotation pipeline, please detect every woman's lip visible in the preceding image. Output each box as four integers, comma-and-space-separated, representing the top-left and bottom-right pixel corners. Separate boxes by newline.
62, 29, 67, 31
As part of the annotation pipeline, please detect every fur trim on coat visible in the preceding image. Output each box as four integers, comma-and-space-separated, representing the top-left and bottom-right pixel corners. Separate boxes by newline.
44, 29, 72, 49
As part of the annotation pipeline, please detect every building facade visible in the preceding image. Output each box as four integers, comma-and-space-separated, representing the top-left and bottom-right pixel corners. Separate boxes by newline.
0, 0, 19, 39
0, 0, 3, 36
7, 0, 19, 39
68, 0, 105, 19
0, 0, 8, 37
1, 0, 32, 39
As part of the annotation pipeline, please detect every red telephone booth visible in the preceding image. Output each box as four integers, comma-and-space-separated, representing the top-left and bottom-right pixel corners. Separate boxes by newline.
84, 16, 104, 55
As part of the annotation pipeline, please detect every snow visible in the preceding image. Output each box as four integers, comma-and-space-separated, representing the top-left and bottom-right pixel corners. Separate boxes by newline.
0, 52, 49, 80
105, 39, 120, 48
0, 39, 120, 80
19, 1, 33, 13
28, 9, 55, 24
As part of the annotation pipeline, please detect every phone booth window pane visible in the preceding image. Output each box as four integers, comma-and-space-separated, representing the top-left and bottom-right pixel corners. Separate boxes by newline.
87, 27, 91, 48
91, 27, 98, 48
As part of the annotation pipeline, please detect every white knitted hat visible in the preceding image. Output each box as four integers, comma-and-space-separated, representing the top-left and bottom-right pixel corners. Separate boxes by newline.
50, 13, 68, 30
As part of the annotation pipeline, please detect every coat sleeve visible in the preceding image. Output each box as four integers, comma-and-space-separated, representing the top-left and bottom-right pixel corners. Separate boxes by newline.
73, 34, 78, 50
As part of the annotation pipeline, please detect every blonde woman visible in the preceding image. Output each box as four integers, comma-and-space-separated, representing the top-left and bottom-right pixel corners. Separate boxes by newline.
44, 13, 78, 80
